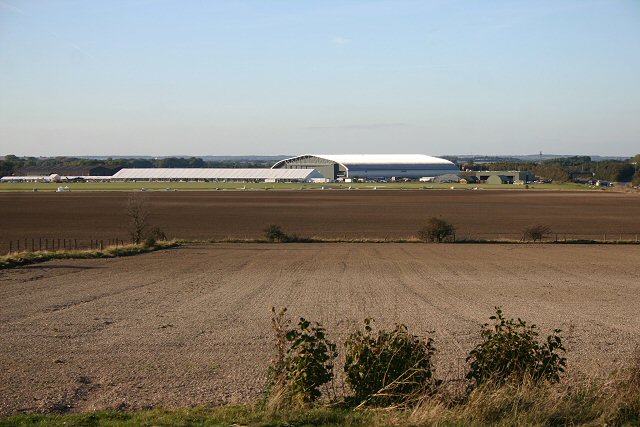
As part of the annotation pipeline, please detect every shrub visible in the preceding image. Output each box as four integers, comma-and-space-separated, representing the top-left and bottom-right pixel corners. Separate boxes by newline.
417, 217, 455, 243
268, 308, 337, 406
344, 319, 437, 406
264, 224, 290, 243
146, 226, 167, 241
523, 224, 551, 242
143, 236, 156, 248
466, 307, 566, 388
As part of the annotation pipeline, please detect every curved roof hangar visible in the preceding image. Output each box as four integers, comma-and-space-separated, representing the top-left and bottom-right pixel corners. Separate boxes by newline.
272, 154, 459, 179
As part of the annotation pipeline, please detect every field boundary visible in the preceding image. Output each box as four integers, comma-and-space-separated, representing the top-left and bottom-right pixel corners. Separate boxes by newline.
0, 241, 178, 270
2, 238, 638, 270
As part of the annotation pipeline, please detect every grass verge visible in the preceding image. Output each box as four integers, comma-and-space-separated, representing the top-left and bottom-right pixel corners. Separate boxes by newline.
1, 372, 638, 426
0, 240, 179, 270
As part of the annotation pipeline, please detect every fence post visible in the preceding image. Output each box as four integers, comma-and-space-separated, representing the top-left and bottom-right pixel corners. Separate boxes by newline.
31, 238, 34, 251
75, 239, 77, 250
24, 238, 27, 251
9, 241, 12, 254
100, 240, 103, 250
57, 239, 60, 250
17, 240, 20, 252
39, 238, 42, 251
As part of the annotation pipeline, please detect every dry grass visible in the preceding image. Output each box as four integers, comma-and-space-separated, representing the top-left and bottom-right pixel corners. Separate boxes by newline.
406, 351, 640, 426
0, 240, 178, 269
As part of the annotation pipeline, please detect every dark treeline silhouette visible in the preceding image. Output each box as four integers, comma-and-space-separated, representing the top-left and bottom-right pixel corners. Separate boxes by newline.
461, 155, 640, 183
0, 155, 277, 177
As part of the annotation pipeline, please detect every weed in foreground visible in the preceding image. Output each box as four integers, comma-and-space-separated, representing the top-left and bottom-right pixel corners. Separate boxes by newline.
466, 307, 566, 388
344, 319, 438, 407
267, 307, 338, 408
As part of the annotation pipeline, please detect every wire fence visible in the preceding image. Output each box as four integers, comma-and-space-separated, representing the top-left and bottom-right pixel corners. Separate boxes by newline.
453, 232, 640, 243
3, 237, 130, 256
2, 232, 639, 255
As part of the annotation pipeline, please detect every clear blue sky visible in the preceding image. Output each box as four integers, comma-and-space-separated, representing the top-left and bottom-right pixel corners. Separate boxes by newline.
1, 0, 638, 157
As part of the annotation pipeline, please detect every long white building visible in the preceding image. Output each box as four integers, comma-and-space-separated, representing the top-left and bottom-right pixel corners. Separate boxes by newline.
110, 168, 324, 182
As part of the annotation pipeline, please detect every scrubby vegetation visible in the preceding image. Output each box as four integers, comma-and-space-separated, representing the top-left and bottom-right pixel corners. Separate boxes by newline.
523, 224, 552, 243
263, 224, 315, 243
344, 319, 437, 406
417, 217, 455, 243
270, 307, 567, 408
267, 308, 337, 407
0, 241, 178, 270
466, 307, 566, 387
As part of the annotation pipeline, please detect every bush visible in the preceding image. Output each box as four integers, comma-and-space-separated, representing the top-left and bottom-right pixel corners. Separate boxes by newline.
143, 236, 156, 248
268, 308, 337, 406
264, 224, 290, 243
344, 319, 437, 406
466, 307, 566, 388
417, 217, 455, 243
523, 224, 551, 242
146, 226, 167, 241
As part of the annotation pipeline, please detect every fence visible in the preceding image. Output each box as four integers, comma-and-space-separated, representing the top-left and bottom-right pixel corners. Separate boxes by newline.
3, 232, 639, 255
453, 232, 640, 243
3, 238, 131, 256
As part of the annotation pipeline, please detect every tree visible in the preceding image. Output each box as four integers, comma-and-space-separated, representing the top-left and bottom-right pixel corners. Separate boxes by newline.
523, 224, 551, 243
126, 193, 150, 244
417, 217, 455, 243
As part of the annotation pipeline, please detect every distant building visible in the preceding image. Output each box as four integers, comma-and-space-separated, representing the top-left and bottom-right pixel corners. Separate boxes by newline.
474, 171, 535, 184
110, 168, 324, 182
271, 154, 460, 180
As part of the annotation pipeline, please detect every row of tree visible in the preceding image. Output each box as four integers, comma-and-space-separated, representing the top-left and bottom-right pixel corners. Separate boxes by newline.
463, 155, 640, 183
0, 155, 276, 177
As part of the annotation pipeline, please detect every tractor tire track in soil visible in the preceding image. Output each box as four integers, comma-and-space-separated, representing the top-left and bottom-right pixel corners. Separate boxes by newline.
1, 191, 640, 253
0, 243, 639, 415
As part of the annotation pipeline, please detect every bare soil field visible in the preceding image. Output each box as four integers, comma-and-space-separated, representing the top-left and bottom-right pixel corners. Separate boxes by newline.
1, 191, 640, 253
1, 243, 639, 415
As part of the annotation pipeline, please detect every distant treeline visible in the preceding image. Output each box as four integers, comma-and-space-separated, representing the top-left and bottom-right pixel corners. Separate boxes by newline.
462, 155, 640, 184
0, 155, 277, 177
1, 154, 639, 184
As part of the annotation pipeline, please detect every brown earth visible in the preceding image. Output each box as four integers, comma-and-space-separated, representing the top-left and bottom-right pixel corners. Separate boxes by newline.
1, 243, 639, 415
1, 191, 640, 254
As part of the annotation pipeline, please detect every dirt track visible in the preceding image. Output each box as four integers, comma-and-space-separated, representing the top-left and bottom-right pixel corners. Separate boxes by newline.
1, 243, 639, 415
1, 191, 640, 254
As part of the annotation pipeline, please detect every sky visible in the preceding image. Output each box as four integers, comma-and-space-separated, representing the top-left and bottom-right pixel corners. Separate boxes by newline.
0, 0, 639, 157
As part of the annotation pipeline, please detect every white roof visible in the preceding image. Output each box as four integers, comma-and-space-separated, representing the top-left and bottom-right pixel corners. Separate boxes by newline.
1, 176, 52, 181
111, 168, 323, 180
315, 154, 454, 165
273, 154, 456, 167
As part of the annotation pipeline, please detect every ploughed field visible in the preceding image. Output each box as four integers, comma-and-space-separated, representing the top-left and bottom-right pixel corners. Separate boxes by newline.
1, 191, 640, 253
1, 243, 639, 415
